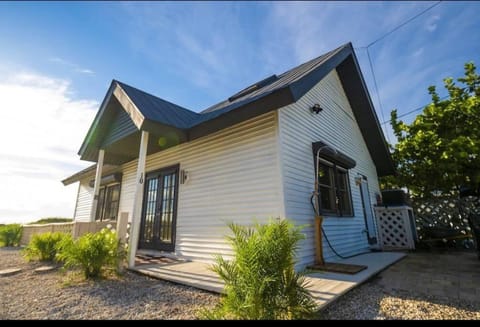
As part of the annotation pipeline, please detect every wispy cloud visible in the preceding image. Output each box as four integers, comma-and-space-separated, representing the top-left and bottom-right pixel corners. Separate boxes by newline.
118, 2, 272, 108
115, 1, 477, 139
426, 15, 440, 32
49, 57, 95, 75
0, 71, 97, 223
412, 47, 424, 57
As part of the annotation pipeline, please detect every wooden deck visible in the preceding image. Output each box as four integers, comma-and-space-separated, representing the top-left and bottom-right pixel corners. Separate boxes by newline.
131, 251, 406, 310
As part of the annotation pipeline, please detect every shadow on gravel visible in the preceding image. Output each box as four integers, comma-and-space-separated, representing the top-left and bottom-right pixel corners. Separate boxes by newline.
68, 270, 217, 308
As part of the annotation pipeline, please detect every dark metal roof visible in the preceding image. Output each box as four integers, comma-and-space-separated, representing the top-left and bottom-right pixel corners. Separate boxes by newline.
76, 42, 395, 178
112, 44, 345, 130
200, 45, 341, 115
115, 81, 200, 129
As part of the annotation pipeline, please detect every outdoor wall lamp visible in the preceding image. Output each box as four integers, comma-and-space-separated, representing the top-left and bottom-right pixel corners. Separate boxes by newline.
310, 103, 323, 114
180, 169, 189, 184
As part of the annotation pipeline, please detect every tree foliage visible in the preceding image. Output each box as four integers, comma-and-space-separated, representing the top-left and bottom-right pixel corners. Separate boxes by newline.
384, 62, 480, 197
200, 219, 316, 320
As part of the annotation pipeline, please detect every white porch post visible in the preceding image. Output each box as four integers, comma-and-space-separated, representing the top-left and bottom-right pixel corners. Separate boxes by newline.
128, 131, 149, 268
90, 149, 105, 222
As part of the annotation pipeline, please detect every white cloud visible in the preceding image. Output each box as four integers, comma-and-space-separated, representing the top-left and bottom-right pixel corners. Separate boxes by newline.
49, 57, 95, 75
412, 47, 424, 57
426, 15, 440, 32
0, 71, 97, 224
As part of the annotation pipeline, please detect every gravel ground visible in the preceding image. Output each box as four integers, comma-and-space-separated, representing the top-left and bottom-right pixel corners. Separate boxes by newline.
2, 247, 480, 320
0, 248, 218, 320
321, 280, 480, 320
321, 253, 480, 320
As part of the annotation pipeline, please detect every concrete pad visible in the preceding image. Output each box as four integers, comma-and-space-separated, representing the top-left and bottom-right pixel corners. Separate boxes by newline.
131, 251, 406, 310
0, 268, 22, 277
34, 265, 57, 273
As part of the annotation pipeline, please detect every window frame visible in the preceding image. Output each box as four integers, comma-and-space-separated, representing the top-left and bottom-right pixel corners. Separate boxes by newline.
95, 182, 121, 222
317, 157, 354, 217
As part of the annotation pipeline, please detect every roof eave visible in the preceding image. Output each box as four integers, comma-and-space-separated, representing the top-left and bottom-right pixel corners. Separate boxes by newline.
187, 86, 295, 141
62, 164, 120, 186
78, 81, 117, 157
335, 49, 395, 177
78, 81, 146, 161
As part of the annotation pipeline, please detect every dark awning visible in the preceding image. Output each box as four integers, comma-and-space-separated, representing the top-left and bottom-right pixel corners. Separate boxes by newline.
88, 173, 123, 188
312, 141, 356, 169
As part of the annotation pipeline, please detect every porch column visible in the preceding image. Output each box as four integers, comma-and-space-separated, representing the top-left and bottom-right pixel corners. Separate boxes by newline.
90, 149, 105, 222
128, 131, 149, 268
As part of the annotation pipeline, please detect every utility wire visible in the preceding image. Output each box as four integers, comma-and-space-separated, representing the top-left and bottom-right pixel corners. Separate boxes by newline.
366, 47, 390, 143
365, 1, 442, 48
381, 95, 449, 125
357, 1, 443, 142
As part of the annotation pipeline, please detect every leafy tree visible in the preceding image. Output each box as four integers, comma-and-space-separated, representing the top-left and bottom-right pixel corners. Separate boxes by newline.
200, 219, 316, 320
384, 62, 480, 197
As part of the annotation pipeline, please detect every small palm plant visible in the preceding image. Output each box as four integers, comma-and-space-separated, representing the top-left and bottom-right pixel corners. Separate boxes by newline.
23, 232, 71, 262
57, 228, 124, 279
201, 219, 316, 320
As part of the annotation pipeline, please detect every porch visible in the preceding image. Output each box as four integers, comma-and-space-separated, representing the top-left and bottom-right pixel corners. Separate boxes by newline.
131, 251, 406, 310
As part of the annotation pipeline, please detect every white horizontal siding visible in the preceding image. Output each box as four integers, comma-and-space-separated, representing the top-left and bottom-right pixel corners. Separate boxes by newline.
73, 180, 93, 222
118, 111, 282, 263
278, 69, 381, 268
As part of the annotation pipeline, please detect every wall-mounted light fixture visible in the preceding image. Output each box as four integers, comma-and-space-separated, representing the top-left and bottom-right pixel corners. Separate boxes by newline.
180, 169, 189, 184
310, 103, 323, 114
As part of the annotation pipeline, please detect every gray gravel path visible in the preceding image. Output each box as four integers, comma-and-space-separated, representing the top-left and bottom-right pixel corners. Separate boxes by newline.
3, 247, 480, 320
321, 251, 480, 320
0, 247, 218, 319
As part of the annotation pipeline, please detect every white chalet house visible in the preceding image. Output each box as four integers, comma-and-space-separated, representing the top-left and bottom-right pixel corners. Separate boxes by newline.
62, 43, 394, 269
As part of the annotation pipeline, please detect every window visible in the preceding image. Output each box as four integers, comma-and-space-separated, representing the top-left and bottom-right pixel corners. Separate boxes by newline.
317, 158, 353, 216
95, 183, 121, 221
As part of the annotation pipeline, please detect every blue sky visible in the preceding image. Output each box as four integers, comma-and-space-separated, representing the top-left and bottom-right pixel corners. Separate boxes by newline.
0, 1, 479, 223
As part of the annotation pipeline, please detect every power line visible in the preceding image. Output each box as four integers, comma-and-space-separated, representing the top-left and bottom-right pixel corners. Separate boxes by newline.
381, 95, 450, 125
357, 1, 443, 141
366, 47, 390, 143
365, 1, 442, 48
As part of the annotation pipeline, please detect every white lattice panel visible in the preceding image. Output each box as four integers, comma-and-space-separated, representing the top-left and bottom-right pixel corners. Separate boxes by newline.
374, 206, 416, 250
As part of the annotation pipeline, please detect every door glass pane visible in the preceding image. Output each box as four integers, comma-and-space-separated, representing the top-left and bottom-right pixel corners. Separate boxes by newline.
143, 178, 157, 244
160, 173, 175, 243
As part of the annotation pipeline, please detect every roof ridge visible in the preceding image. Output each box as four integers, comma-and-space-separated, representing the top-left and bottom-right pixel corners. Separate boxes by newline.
114, 79, 198, 115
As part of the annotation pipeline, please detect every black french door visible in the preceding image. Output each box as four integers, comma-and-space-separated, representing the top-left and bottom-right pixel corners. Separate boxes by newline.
139, 164, 179, 251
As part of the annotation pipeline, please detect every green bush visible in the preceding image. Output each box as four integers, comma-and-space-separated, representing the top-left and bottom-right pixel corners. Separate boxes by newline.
0, 224, 23, 247
57, 228, 124, 279
23, 232, 72, 262
200, 219, 316, 320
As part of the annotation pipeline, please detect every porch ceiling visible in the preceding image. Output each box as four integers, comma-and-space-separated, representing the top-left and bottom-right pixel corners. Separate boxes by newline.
96, 129, 187, 166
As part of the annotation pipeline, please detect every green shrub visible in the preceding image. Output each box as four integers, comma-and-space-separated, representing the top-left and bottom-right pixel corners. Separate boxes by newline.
200, 219, 316, 320
0, 224, 23, 247
23, 232, 72, 262
58, 228, 124, 279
